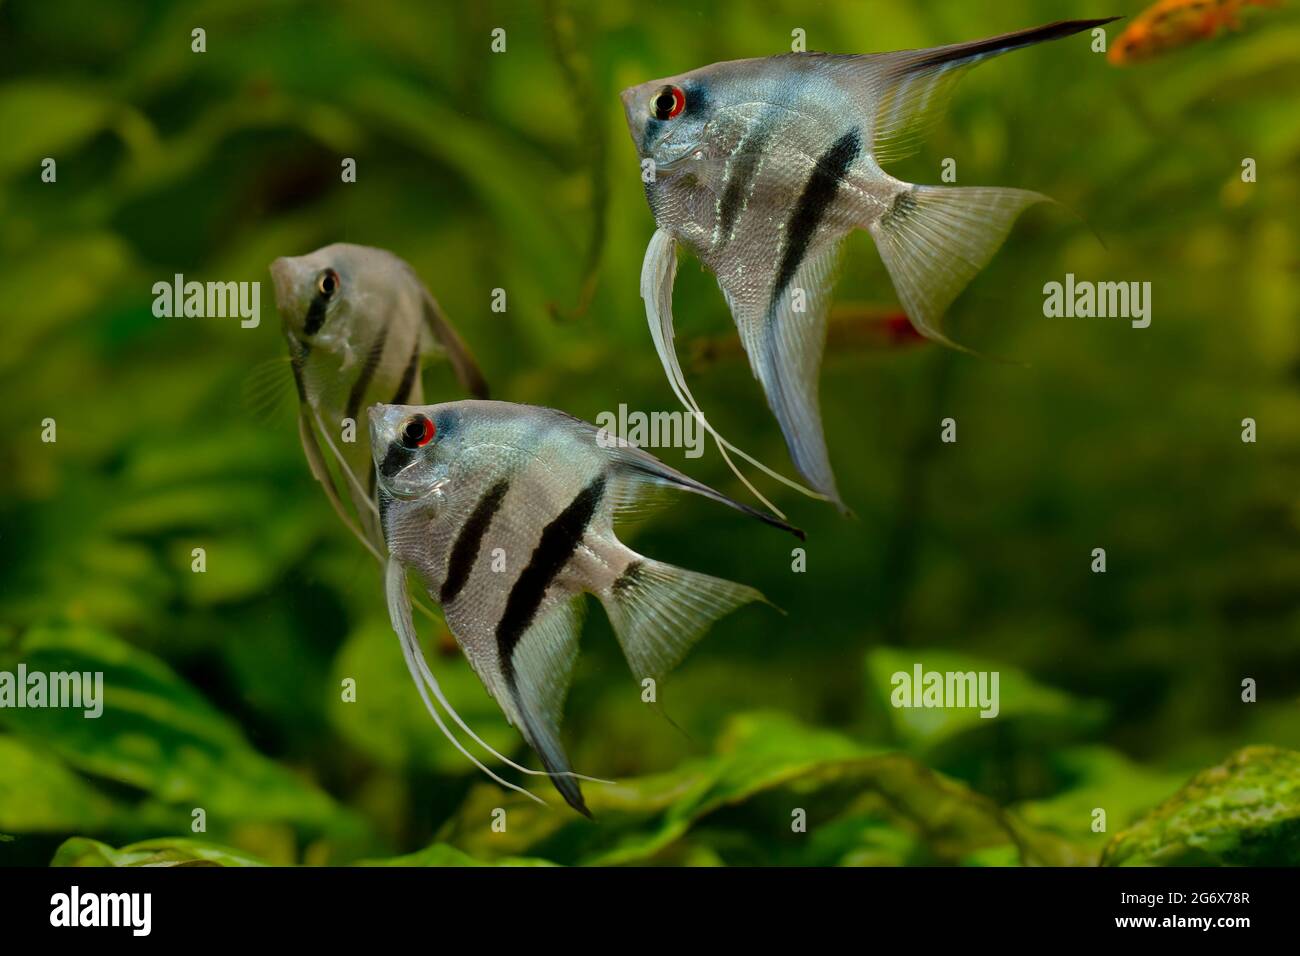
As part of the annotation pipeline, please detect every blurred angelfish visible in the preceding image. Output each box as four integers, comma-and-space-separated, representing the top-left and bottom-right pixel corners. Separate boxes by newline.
269, 243, 488, 558
621, 18, 1114, 512
370, 399, 802, 814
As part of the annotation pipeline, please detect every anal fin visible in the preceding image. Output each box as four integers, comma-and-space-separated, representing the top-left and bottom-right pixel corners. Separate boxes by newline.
640, 228, 831, 518
732, 234, 848, 509
503, 595, 590, 816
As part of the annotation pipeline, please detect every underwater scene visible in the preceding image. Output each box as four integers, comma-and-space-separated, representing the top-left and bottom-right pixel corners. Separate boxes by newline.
1, 0, 1298, 869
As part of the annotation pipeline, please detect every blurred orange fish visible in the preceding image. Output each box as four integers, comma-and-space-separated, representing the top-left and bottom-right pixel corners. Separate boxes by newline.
1109, 0, 1281, 64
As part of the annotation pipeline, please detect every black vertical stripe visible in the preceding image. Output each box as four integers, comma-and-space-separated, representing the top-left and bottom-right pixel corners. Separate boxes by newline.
611, 559, 644, 593
288, 338, 311, 402
303, 295, 329, 337
440, 480, 510, 604
771, 129, 861, 305
683, 82, 710, 115
717, 128, 770, 244
390, 340, 421, 405
640, 119, 662, 155
345, 324, 390, 424
379, 442, 415, 478
496, 475, 606, 678
378, 487, 393, 540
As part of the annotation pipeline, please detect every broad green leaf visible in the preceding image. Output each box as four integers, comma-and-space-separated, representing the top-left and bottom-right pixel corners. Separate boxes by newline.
0, 625, 360, 841
865, 648, 1107, 755
358, 843, 556, 867
0, 234, 135, 372
52, 836, 269, 867
0, 85, 118, 179
0, 736, 119, 833
1015, 746, 1190, 860
436, 712, 1074, 866
1102, 746, 1300, 866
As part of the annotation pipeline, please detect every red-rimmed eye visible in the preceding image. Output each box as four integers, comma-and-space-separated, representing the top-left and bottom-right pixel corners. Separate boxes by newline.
400, 415, 435, 449
651, 85, 685, 121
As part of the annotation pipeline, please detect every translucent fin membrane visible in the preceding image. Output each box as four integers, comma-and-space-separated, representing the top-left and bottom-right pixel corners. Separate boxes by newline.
298, 412, 384, 563
869, 185, 1047, 350
386, 557, 610, 808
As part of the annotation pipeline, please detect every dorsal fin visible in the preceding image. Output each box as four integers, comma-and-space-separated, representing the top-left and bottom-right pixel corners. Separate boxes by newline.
820, 18, 1120, 165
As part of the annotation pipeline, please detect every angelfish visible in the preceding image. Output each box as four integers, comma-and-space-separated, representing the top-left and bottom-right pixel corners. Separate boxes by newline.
621, 18, 1116, 511
370, 399, 802, 814
269, 243, 488, 557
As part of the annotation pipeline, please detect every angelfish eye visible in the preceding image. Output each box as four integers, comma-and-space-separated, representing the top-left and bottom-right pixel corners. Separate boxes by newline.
651, 85, 686, 121
316, 268, 340, 298
400, 414, 436, 449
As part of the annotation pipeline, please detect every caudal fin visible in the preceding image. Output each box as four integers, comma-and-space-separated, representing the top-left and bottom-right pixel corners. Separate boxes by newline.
869, 184, 1047, 349
599, 557, 762, 684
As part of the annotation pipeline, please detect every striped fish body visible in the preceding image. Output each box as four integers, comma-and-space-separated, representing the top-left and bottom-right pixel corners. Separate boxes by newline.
370, 400, 798, 814
380, 403, 622, 673
633, 59, 896, 271
269, 243, 487, 555
622, 19, 1114, 509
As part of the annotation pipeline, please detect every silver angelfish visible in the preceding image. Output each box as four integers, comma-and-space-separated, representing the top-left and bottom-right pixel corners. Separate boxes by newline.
370, 399, 802, 815
269, 243, 488, 557
621, 18, 1116, 512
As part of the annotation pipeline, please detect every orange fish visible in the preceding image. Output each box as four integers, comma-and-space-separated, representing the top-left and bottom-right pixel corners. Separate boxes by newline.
1109, 0, 1281, 64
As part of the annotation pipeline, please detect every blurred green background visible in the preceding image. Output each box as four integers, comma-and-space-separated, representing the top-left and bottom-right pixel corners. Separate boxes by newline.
1, 0, 1298, 867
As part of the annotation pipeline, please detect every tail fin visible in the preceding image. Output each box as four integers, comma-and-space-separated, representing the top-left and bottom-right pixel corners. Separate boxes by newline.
599, 557, 762, 684
869, 184, 1047, 349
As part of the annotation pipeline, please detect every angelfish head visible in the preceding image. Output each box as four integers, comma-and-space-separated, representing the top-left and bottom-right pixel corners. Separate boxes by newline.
269, 243, 409, 360
620, 70, 716, 170
368, 403, 457, 502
